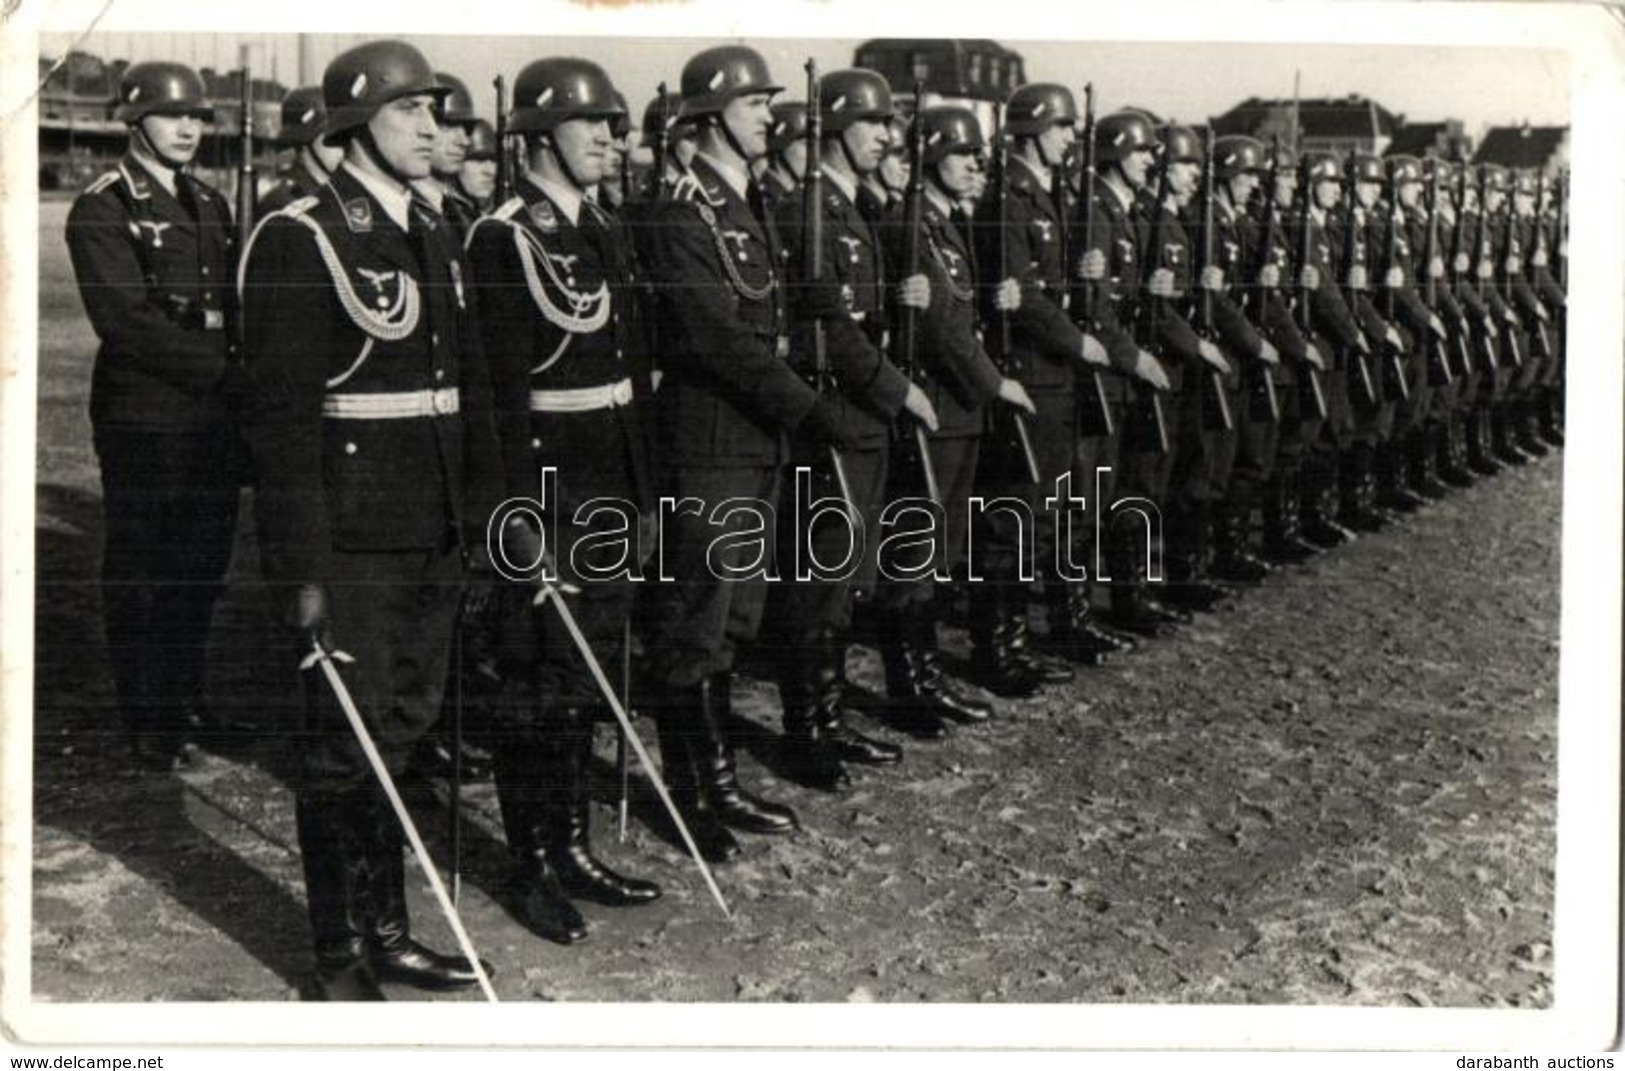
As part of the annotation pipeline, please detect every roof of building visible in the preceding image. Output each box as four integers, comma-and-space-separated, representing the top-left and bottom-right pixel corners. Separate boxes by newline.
1473, 124, 1567, 168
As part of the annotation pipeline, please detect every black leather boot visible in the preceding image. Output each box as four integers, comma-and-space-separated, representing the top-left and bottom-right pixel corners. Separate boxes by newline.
1261, 471, 1319, 564
911, 614, 993, 723
1490, 404, 1531, 466
1160, 505, 1229, 613
1300, 455, 1356, 548
1512, 397, 1549, 457
551, 708, 663, 906
1376, 440, 1424, 512
363, 792, 493, 989
1338, 445, 1386, 532
296, 790, 386, 1001
875, 607, 955, 737
813, 633, 902, 765
697, 673, 798, 835
1537, 387, 1564, 446
1436, 418, 1475, 489
653, 696, 739, 863
1464, 409, 1504, 476
967, 584, 1044, 698
777, 639, 851, 791
1042, 583, 1123, 664
1211, 500, 1273, 582
493, 739, 590, 943
1005, 601, 1075, 684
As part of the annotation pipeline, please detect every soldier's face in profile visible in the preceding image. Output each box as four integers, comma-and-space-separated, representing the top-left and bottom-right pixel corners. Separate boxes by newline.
460, 157, 497, 200
1313, 179, 1340, 211
553, 117, 613, 186
782, 140, 809, 180
1167, 159, 1199, 200
365, 94, 441, 179
722, 92, 776, 160
430, 119, 471, 176
843, 117, 890, 175
879, 149, 909, 194
1398, 181, 1423, 209
1228, 171, 1259, 205
936, 149, 981, 198
1122, 146, 1155, 188
1274, 173, 1296, 207
137, 113, 204, 165
1036, 120, 1075, 169
1514, 190, 1535, 215
1355, 180, 1381, 209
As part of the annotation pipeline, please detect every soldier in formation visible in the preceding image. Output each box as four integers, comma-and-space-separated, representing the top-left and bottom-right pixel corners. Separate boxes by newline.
64, 38, 1566, 999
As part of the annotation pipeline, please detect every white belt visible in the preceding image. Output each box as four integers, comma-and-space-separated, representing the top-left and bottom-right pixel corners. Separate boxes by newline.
323, 387, 461, 419
529, 378, 635, 413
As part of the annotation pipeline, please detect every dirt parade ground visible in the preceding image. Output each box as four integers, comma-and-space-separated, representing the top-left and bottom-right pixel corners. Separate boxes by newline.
28, 197, 1561, 1008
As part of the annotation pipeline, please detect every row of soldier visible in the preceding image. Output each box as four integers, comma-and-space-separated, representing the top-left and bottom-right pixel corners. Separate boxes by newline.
64, 39, 1566, 1001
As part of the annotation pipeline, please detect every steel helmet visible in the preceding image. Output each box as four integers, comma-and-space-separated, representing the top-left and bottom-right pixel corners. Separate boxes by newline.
509, 57, 624, 135
116, 61, 213, 123
610, 91, 631, 140
1302, 151, 1340, 184
1512, 169, 1538, 195
678, 45, 781, 119
1213, 135, 1265, 179
1095, 110, 1160, 163
464, 118, 498, 160
1349, 152, 1384, 184
1386, 154, 1423, 186
434, 72, 478, 127
768, 102, 808, 153
1479, 163, 1510, 192
321, 40, 448, 144
819, 68, 893, 132
1005, 83, 1077, 137
919, 105, 984, 166
1160, 124, 1201, 166
278, 85, 326, 146
642, 93, 687, 144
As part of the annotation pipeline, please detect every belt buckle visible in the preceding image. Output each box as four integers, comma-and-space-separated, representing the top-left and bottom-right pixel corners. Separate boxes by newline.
431, 389, 455, 416
775, 335, 790, 359
202, 309, 225, 330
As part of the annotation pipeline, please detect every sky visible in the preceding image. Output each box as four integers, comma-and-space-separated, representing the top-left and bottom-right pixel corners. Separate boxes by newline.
40, 31, 1568, 142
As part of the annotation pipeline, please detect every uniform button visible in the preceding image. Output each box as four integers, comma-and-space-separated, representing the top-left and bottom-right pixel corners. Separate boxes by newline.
616, 349, 624, 359
201, 266, 210, 276
345, 441, 358, 455
531, 438, 541, 449
432, 332, 440, 346
435, 369, 445, 382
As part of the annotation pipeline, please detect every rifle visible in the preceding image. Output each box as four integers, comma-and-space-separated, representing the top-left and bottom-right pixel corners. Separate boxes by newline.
1479, 166, 1523, 368
236, 54, 256, 250
1555, 169, 1569, 292
896, 82, 943, 507
1293, 155, 1329, 420
1195, 125, 1234, 431
1421, 160, 1464, 383
1454, 164, 1498, 375
1524, 169, 1554, 363
1073, 83, 1115, 437
651, 82, 672, 201
803, 59, 857, 514
989, 103, 1042, 483
1376, 180, 1410, 403
493, 76, 512, 203
1134, 142, 1173, 455
1339, 156, 1379, 408
1243, 135, 1282, 422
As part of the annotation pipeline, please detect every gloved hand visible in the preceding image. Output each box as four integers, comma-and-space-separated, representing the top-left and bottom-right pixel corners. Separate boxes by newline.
289, 583, 335, 653
1197, 338, 1231, 374
994, 277, 1022, 312
1258, 263, 1281, 289
1147, 267, 1175, 299
1133, 349, 1170, 390
903, 382, 940, 432
1199, 265, 1225, 292
897, 273, 931, 310
1076, 248, 1107, 281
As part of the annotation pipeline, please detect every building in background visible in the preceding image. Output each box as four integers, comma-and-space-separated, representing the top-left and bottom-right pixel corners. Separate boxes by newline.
1211, 93, 1401, 157
1473, 122, 1569, 174
1383, 119, 1473, 161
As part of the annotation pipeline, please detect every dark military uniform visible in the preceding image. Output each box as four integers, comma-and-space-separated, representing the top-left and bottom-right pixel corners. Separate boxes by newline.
769, 165, 919, 763
1074, 172, 1173, 633
65, 156, 242, 763
1243, 181, 1324, 561
240, 164, 499, 789
1297, 198, 1364, 540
